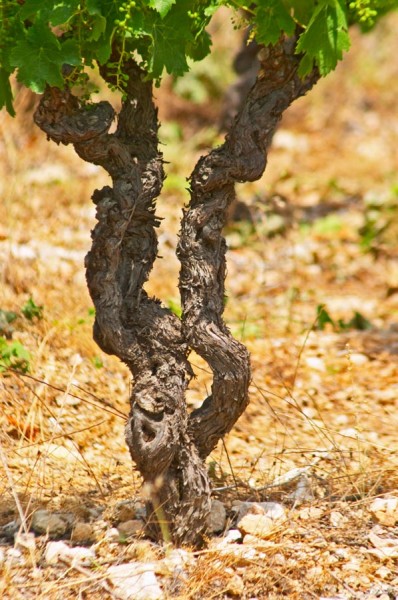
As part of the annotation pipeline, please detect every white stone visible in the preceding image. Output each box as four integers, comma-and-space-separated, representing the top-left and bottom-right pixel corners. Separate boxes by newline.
339, 428, 360, 440
288, 474, 314, 504
6, 547, 25, 566
45, 541, 70, 564
370, 496, 398, 526
235, 501, 286, 523
55, 393, 81, 407
44, 540, 95, 566
330, 511, 347, 528
8, 243, 37, 260
222, 529, 242, 544
218, 544, 260, 564
163, 548, 193, 571
14, 532, 36, 553
238, 514, 275, 539
375, 566, 391, 579
305, 356, 326, 372
68, 546, 96, 566
45, 443, 79, 461
298, 506, 323, 520
104, 527, 120, 542
272, 130, 309, 152
107, 563, 163, 600
349, 353, 369, 366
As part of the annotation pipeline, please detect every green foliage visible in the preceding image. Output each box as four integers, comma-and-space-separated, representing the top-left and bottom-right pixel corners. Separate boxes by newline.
316, 304, 372, 331
1, 0, 397, 113
0, 298, 43, 338
0, 309, 17, 338
359, 186, 398, 253
312, 214, 344, 236
295, 0, 351, 77
166, 298, 182, 318
316, 304, 335, 329
348, 0, 398, 28
91, 355, 104, 368
21, 297, 44, 321
0, 336, 31, 373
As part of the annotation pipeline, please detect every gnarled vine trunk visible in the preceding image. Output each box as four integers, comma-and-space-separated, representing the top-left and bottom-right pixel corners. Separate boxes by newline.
34, 36, 319, 547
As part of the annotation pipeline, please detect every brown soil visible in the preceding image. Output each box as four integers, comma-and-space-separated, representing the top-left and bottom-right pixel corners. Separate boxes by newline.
1, 12, 398, 600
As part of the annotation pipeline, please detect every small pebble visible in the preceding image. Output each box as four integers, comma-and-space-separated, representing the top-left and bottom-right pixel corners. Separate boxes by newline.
31, 510, 70, 537
208, 500, 227, 533
226, 572, 244, 596
71, 522, 95, 544
222, 529, 242, 544
113, 500, 146, 523
117, 520, 144, 538
1, 519, 21, 539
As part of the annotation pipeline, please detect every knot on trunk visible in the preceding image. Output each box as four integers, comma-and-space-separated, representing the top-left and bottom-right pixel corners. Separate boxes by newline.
34, 89, 115, 145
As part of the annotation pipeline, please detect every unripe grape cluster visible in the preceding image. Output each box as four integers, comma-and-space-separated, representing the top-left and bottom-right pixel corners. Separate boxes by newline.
114, 0, 138, 31
349, 0, 378, 25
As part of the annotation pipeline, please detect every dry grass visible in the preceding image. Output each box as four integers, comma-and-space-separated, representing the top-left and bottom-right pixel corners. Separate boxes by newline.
1, 12, 398, 599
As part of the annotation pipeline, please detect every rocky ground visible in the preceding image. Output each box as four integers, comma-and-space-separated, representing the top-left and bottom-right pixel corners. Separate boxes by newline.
1, 11, 398, 600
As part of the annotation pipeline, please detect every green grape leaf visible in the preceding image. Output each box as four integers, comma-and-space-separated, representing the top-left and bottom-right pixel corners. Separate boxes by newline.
88, 17, 116, 64
296, 0, 351, 77
0, 68, 15, 116
145, 3, 194, 77
144, 0, 216, 77
85, 36, 112, 65
187, 29, 212, 62
50, 1, 80, 26
149, 24, 189, 77
204, 0, 221, 18
19, 0, 54, 19
254, 0, 296, 46
88, 14, 107, 41
86, 0, 104, 16
9, 21, 81, 92
149, 0, 176, 18
286, 0, 316, 26
74, 1, 113, 64
96, 39, 113, 64
59, 38, 81, 65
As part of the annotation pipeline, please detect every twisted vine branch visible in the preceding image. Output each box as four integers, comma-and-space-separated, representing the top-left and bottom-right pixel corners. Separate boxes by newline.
178, 37, 319, 459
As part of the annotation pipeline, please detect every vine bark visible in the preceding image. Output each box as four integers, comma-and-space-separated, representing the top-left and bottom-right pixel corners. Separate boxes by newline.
34, 37, 319, 547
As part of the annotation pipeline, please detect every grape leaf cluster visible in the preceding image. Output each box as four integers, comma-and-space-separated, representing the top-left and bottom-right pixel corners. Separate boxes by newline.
0, 0, 397, 114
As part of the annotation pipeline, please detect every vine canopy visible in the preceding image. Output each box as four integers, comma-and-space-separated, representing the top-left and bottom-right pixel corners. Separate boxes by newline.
1, 0, 397, 115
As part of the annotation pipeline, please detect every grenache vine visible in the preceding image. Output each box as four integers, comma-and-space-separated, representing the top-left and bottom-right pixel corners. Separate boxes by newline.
1, 0, 397, 546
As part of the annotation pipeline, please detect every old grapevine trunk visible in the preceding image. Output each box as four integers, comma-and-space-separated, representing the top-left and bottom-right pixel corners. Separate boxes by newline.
34, 37, 318, 546
178, 37, 319, 459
